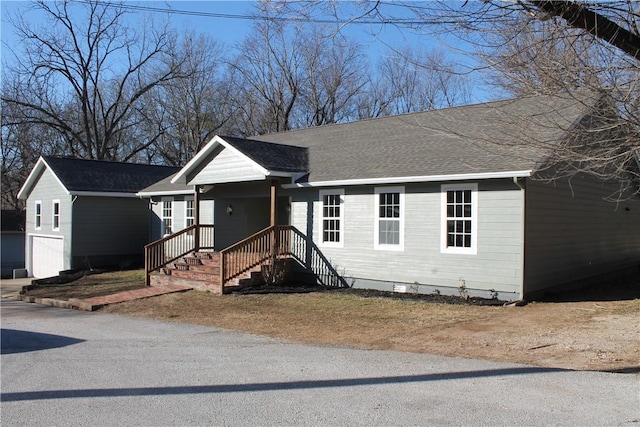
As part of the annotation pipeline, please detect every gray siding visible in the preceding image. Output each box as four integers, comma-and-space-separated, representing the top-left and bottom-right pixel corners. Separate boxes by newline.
24, 168, 72, 272
291, 179, 525, 299
149, 196, 214, 241
71, 196, 150, 269
524, 177, 640, 297
1, 232, 25, 276
189, 147, 266, 185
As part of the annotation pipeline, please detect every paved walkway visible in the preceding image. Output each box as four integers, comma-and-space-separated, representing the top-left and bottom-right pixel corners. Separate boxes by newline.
70, 284, 193, 310
1, 278, 192, 311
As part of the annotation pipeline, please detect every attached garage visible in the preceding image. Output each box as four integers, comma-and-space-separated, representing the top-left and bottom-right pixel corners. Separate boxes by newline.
18, 156, 180, 278
30, 235, 64, 278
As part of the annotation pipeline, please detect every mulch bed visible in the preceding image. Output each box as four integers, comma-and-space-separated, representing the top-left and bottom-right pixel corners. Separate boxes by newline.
232, 283, 506, 306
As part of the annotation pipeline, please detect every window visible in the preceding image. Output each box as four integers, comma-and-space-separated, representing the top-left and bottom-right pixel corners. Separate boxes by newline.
319, 189, 344, 247
185, 197, 195, 228
441, 184, 477, 254
52, 200, 60, 231
375, 187, 404, 250
34, 201, 42, 230
162, 198, 173, 236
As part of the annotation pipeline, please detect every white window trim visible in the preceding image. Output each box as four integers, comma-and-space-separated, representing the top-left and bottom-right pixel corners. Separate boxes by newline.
51, 199, 60, 231
161, 197, 174, 236
184, 196, 195, 228
441, 183, 478, 255
34, 201, 42, 230
319, 189, 344, 248
374, 186, 405, 251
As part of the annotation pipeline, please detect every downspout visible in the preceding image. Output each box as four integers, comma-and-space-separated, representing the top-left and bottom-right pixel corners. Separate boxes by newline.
70, 195, 77, 271
513, 177, 526, 300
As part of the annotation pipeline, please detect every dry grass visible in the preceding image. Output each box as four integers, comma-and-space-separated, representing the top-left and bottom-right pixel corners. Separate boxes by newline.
25, 269, 640, 372
23, 270, 147, 300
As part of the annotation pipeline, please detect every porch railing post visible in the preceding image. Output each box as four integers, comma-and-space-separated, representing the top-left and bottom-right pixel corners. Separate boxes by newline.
194, 185, 201, 252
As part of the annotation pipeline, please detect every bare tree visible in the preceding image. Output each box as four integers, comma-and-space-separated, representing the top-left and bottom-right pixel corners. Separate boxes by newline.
377, 46, 471, 114
138, 33, 233, 166
270, 1, 640, 196
227, 19, 304, 136
296, 29, 370, 126
473, 14, 639, 197
1, 76, 68, 210
1, 0, 189, 162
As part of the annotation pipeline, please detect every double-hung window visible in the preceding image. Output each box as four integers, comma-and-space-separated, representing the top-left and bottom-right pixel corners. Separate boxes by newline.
52, 200, 60, 231
441, 183, 477, 254
185, 197, 195, 228
319, 189, 344, 247
161, 198, 173, 236
34, 201, 42, 230
374, 187, 404, 250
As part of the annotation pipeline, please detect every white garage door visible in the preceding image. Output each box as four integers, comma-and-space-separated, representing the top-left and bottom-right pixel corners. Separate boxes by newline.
32, 236, 64, 278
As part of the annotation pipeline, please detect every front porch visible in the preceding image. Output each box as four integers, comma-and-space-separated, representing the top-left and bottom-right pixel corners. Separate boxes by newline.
141, 134, 343, 292
144, 224, 345, 294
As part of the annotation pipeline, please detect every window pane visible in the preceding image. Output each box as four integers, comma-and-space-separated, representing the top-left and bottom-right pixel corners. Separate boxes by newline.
322, 193, 342, 244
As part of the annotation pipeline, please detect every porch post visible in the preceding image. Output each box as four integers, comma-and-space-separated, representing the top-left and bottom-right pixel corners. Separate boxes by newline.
270, 179, 278, 258
270, 180, 277, 227
194, 185, 201, 225
194, 185, 201, 251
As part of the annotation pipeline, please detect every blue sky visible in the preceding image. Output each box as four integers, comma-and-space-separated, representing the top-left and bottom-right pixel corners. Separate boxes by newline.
1, 1, 490, 101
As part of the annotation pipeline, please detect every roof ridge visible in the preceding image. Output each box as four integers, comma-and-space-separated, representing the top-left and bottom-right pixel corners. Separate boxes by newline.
255, 89, 602, 139
42, 155, 179, 169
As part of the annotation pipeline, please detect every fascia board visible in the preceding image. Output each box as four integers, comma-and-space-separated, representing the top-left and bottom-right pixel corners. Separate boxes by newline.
17, 157, 71, 200
69, 191, 140, 198
136, 189, 195, 198
265, 170, 300, 178
282, 170, 533, 189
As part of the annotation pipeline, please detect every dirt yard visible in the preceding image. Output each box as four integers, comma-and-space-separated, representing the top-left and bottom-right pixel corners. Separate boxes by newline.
101, 278, 639, 373
23, 270, 639, 372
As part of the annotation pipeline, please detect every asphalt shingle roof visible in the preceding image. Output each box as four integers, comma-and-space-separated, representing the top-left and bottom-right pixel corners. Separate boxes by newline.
42, 156, 179, 194
221, 136, 308, 173
250, 90, 601, 183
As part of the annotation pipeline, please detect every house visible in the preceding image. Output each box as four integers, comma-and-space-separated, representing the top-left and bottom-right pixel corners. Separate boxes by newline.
140, 90, 640, 300
1, 210, 25, 278
17, 157, 179, 278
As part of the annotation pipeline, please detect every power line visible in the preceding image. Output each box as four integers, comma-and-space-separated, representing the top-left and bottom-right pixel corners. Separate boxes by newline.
71, 0, 443, 26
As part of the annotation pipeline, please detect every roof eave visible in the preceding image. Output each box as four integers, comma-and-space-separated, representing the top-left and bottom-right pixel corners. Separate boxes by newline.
69, 191, 141, 198
282, 170, 533, 189
137, 189, 195, 198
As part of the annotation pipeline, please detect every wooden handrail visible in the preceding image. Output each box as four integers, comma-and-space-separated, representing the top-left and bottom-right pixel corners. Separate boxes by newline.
144, 224, 214, 286
220, 225, 292, 284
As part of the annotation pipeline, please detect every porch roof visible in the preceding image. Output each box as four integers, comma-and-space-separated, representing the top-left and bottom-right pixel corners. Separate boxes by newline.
137, 172, 193, 197
170, 135, 308, 186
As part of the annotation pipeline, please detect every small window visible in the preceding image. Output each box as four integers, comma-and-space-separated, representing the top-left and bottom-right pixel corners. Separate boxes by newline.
52, 200, 60, 231
162, 198, 173, 236
319, 189, 344, 247
441, 183, 477, 254
185, 197, 195, 228
375, 187, 404, 250
34, 201, 42, 230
